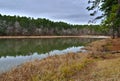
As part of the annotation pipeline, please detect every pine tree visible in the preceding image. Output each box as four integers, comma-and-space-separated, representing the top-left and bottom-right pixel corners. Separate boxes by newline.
87, 0, 120, 38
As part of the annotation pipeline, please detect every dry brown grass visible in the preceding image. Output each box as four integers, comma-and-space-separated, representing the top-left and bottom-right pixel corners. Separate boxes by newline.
85, 39, 108, 53
104, 38, 120, 51
79, 38, 120, 81
0, 53, 94, 81
90, 55, 120, 81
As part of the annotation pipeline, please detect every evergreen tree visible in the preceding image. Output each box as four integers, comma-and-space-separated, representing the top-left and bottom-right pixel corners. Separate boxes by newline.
87, 0, 120, 38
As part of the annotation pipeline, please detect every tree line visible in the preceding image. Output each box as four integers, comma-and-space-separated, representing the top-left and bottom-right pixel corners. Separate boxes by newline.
0, 14, 108, 36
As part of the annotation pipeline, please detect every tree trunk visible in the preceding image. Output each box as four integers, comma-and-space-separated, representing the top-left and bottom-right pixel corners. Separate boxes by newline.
112, 28, 115, 39
117, 0, 120, 37
117, 27, 120, 37
118, 0, 120, 3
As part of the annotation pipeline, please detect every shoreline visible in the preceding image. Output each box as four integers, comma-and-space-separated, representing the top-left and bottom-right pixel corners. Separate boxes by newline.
0, 35, 110, 39
0, 38, 120, 81
0, 46, 85, 74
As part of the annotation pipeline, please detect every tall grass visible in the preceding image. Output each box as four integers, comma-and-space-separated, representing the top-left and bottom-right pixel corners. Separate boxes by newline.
0, 53, 94, 81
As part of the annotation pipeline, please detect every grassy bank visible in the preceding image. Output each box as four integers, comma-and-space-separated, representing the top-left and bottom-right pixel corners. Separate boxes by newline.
0, 38, 120, 81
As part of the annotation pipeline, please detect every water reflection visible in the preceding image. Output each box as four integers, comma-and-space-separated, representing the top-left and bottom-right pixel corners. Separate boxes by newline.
0, 38, 98, 57
0, 46, 85, 74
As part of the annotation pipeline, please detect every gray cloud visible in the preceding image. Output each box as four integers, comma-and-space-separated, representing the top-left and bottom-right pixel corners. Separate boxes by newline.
0, 0, 101, 24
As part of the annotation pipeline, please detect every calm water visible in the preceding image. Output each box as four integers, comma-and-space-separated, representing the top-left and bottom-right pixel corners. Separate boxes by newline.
0, 38, 100, 74
0, 38, 99, 57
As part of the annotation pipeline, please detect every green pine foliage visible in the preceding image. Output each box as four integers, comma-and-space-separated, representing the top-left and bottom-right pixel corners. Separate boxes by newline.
87, 0, 120, 38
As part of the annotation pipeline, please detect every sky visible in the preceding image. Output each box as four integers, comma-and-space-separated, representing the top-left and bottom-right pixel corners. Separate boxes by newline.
0, 0, 102, 25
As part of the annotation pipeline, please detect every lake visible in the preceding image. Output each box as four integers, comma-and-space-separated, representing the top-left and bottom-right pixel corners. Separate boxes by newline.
0, 38, 101, 74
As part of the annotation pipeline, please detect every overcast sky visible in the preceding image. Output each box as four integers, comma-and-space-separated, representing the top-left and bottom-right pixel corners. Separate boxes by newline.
0, 0, 101, 24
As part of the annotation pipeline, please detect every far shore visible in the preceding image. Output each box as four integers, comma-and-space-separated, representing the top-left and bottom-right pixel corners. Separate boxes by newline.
0, 35, 110, 39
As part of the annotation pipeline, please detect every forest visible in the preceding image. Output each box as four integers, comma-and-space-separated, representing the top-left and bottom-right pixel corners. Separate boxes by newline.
0, 14, 108, 36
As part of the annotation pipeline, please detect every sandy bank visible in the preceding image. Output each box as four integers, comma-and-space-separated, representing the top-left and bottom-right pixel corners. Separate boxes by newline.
0, 35, 110, 39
